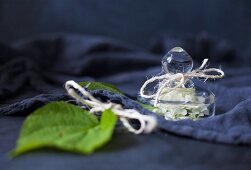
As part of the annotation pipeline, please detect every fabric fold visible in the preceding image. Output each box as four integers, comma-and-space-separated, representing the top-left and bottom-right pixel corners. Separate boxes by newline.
0, 34, 251, 145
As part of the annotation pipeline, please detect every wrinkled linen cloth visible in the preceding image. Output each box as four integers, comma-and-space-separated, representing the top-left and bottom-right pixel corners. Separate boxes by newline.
1, 34, 251, 145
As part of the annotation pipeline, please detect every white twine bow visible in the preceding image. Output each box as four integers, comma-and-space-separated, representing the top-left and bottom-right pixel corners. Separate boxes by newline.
140, 59, 224, 107
65, 80, 157, 134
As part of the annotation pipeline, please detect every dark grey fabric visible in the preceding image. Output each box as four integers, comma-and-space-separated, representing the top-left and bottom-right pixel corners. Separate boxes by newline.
1, 117, 251, 170
1, 34, 251, 144
1, 35, 251, 169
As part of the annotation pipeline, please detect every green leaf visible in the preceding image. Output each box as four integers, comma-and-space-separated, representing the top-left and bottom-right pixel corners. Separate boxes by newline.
79, 82, 122, 94
10, 102, 117, 157
137, 101, 156, 112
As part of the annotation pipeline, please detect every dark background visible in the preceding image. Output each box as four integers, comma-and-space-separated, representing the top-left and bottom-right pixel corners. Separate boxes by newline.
1, 0, 251, 63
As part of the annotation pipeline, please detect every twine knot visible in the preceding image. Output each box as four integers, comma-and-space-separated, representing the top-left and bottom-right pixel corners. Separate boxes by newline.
140, 59, 224, 107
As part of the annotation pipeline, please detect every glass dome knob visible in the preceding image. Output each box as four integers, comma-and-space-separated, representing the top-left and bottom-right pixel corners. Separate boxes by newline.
162, 47, 193, 74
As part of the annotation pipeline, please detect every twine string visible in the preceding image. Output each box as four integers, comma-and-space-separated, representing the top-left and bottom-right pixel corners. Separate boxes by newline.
65, 80, 157, 134
140, 59, 224, 107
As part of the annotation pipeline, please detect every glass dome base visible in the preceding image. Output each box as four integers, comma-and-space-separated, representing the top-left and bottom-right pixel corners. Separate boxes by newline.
138, 85, 215, 121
